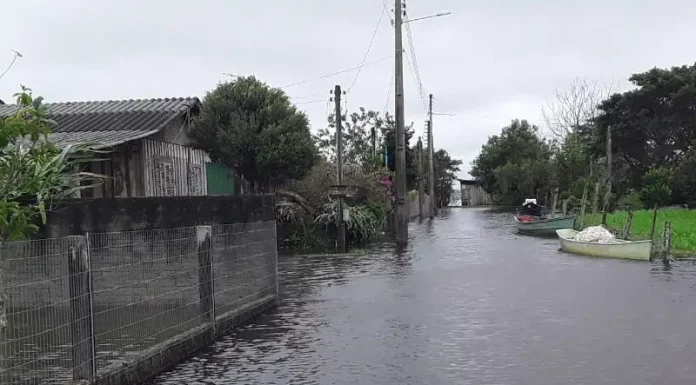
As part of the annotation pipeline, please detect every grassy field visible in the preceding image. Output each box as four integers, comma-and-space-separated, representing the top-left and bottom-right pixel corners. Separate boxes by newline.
583, 208, 696, 256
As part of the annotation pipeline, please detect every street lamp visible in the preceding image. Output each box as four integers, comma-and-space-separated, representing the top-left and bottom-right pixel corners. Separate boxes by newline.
403, 11, 452, 24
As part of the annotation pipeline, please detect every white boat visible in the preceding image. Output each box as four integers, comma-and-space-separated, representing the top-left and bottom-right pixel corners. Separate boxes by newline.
556, 229, 652, 261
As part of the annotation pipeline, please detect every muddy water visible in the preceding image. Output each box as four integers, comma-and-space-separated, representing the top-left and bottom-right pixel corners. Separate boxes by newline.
148, 208, 696, 385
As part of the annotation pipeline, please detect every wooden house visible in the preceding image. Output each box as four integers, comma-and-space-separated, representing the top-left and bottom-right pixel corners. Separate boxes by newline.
0, 97, 218, 197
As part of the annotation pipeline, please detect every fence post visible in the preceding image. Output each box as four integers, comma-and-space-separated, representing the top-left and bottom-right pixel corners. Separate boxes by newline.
65, 235, 96, 381
271, 222, 280, 299
196, 226, 215, 325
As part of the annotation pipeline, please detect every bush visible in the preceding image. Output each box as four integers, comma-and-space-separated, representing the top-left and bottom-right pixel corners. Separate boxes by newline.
314, 201, 385, 245
639, 168, 672, 208
616, 192, 643, 211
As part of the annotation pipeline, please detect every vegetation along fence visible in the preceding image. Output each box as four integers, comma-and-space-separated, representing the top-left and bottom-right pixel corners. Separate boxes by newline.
0, 221, 278, 385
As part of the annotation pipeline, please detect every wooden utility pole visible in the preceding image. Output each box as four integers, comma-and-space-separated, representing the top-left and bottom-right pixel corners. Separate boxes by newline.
417, 137, 425, 219
602, 126, 612, 225
428, 94, 435, 218
334, 85, 346, 252
370, 127, 377, 158
394, 0, 408, 245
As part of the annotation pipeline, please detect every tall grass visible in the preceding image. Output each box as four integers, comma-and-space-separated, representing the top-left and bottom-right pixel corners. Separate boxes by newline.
584, 208, 696, 254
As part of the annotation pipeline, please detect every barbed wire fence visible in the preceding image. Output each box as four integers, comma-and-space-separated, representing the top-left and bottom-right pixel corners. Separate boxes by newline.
0, 220, 278, 385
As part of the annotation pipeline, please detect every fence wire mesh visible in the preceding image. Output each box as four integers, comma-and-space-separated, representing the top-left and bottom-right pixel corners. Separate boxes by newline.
0, 238, 75, 385
211, 222, 278, 317
0, 220, 277, 385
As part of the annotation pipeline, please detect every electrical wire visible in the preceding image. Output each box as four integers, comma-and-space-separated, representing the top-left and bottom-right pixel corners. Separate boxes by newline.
348, 1, 389, 92
383, 68, 394, 114
280, 55, 393, 89
403, 11, 428, 109
295, 99, 328, 105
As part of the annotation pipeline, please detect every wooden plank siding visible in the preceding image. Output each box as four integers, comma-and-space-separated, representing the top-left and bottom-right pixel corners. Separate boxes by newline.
141, 139, 207, 197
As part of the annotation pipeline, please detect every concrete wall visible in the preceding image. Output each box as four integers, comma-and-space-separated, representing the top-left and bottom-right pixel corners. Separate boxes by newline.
1, 195, 278, 385
40, 194, 275, 238
406, 193, 431, 219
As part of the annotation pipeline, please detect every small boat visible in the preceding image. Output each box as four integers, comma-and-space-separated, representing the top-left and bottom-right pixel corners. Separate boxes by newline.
556, 229, 652, 261
515, 215, 576, 236
516, 198, 544, 217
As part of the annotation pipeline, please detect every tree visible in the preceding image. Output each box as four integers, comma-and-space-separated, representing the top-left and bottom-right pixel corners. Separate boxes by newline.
433, 149, 462, 207
542, 77, 616, 141
553, 131, 594, 198
585, 63, 696, 192
315, 107, 384, 169
190, 76, 319, 192
470, 119, 554, 204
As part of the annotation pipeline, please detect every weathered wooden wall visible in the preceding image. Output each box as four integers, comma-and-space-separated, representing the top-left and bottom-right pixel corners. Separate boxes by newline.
141, 139, 208, 197
461, 184, 492, 206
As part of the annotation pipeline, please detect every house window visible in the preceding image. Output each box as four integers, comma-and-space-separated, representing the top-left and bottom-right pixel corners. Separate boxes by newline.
153, 157, 176, 196
187, 164, 203, 195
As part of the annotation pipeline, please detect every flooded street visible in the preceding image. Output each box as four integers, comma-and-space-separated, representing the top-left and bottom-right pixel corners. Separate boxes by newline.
148, 208, 696, 385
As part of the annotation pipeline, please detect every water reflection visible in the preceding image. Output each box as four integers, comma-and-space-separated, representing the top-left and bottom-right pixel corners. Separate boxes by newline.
149, 208, 696, 385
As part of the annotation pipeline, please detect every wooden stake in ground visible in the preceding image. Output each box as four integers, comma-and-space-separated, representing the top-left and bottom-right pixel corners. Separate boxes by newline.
622, 211, 633, 239
648, 204, 659, 262
550, 188, 559, 219
578, 184, 589, 230
591, 182, 601, 214
562, 199, 569, 216
662, 221, 672, 266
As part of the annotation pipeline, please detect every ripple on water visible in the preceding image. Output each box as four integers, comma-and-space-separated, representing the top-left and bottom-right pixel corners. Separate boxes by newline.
148, 208, 696, 385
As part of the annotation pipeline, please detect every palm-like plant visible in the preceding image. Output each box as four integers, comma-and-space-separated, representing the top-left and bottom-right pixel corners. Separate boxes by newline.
0, 86, 106, 240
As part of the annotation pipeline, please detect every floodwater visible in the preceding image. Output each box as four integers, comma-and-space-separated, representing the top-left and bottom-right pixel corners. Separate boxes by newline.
148, 208, 696, 385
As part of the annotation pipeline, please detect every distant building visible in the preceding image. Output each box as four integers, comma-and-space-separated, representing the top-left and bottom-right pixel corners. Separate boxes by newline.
0, 97, 236, 197
458, 179, 492, 206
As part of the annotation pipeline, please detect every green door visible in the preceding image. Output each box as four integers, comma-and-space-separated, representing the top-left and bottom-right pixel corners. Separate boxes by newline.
206, 162, 235, 195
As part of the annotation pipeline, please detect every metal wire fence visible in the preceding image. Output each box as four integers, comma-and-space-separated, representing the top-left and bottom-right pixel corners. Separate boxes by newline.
0, 220, 278, 385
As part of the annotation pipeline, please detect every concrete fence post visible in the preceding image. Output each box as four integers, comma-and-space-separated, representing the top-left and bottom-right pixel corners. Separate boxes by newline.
65, 235, 96, 381
196, 226, 215, 325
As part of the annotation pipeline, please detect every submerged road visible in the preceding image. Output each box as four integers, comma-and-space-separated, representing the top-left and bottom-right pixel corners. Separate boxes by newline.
148, 208, 696, 385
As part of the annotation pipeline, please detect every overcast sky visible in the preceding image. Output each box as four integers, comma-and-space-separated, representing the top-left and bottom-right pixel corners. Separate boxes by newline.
2, 0, 696, 178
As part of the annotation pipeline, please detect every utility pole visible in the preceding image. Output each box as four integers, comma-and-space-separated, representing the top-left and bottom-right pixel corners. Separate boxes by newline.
417, 137, 425, 219
370, 127, 377, 158
427, 94, 436, 218
394, 0, 408, 245
334, 85, 346, 252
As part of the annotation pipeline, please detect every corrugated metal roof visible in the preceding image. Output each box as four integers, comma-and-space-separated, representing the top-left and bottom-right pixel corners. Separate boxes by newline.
0, 97, 200, 148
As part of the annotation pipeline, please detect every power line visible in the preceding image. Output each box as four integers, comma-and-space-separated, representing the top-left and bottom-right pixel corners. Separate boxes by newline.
403, 13, 427, 108
383, 68, 394, 114
348, 1, 389, 92
295, 99, 328, 105
403, 49, 428, 114
280, 55, 393, 89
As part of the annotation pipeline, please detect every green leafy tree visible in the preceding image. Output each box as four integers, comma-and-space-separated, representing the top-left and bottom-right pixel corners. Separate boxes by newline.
190, 76, 319, 192
433, 149, 462, 207
470, 119, 554, 204
316, 107, 385, 169
639, 167, 672, 208
585, 63, 696, 190
672, 142, 696, 205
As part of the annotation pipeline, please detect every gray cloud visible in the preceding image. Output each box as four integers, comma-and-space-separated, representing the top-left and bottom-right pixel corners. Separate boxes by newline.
3, 0, 696, 179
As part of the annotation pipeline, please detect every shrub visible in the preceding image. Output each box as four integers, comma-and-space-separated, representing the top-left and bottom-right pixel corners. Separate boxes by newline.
639, 168, 672, 208
617, 192, 643, 211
